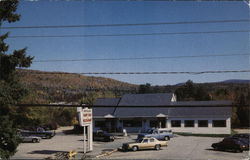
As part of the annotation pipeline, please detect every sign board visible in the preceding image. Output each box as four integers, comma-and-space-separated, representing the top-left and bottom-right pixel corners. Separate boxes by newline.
77, 107, 93, 153
82, 108, 92, 126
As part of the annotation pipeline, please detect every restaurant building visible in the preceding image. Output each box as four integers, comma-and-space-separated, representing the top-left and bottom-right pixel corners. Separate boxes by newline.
93, 93, 232, 134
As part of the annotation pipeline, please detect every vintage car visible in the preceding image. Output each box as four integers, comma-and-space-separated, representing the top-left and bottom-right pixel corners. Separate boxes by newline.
212, 137, 248, 152
137, 128, 174, 141
93, 130, 115, 142
122, 137, 167, 151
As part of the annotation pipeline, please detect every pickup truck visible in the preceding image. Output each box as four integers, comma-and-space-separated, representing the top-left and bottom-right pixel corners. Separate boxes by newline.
137, 128, 174, 141
122, 137, 167, 151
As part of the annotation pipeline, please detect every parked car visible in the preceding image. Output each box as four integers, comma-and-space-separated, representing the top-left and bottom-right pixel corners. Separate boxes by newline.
18, 129, 55, 139
232, 133, 250, 139
93, 130, 115, 142
122, 137, 167, 151
232, 133, 250, 147
18, 133, 41, 143
137, 128, 174, 141
212, 137, 248, 152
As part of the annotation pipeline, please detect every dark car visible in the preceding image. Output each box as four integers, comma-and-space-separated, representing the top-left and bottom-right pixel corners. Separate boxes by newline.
232, 133, 250, 139
231, 134, 250, 149
212, 137, 248, 152
93, 130, 114, 142
18, 129, 55, 139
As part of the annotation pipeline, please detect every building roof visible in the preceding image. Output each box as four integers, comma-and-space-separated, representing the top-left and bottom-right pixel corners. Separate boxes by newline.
171, 100, 232, 106
93, 98, 120, 117
118, 93, 175, 106
168, 107, 231, 118
94, 98, 120, 106
93, 107, 116, 118
93, 94, 232, 118
114, 107, 169, 118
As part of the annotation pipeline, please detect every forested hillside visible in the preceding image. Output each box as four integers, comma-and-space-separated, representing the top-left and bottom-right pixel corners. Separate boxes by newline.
17, 69, 138, 103
16, 69, 249, 128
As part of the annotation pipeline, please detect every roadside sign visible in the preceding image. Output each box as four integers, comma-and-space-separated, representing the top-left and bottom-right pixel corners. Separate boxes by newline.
82, 108, 92, 126
77, 107, 93, 153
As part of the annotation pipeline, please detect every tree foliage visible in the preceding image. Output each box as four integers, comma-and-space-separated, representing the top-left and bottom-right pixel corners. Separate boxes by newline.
0, 1, 33, 159
175, 80, 211, 101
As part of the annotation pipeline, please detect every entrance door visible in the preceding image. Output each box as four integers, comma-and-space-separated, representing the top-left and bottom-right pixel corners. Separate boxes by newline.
157, 117, 166, 128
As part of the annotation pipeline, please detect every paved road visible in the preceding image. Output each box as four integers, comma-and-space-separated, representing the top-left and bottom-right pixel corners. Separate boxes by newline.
108, 135, 249, 160
12, 127, 84, 159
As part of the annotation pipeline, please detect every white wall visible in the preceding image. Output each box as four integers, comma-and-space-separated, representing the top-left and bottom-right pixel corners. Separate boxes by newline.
167, 117, 231, 134
93, 116, 231, 134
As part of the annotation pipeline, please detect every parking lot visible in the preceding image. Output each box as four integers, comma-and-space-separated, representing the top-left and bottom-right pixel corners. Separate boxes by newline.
12, 127, 249, 160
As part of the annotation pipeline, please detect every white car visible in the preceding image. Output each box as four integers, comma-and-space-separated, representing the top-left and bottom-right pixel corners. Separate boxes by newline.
19, 134, 41, 143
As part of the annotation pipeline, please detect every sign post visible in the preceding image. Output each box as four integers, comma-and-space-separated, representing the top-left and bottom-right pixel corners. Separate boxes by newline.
77, 107, 93, 154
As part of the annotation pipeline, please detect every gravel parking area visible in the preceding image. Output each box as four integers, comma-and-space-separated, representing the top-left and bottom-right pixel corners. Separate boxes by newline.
12, 127, 249, 160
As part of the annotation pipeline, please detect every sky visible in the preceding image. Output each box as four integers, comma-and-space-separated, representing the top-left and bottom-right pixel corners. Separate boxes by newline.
2, 0, 250, 85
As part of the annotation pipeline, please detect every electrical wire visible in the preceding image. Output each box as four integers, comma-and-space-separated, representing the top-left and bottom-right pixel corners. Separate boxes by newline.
8, 30, 250, 39
2, 19, 249, 29
18, 70, 250, 75
33, 53, 249, 62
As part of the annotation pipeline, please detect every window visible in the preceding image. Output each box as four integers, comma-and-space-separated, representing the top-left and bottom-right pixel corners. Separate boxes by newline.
184, 120, 194, 127
149, 138, 154, 143
171, 120, 181, 127
150, 120, 158, 128
160, 130, 172, 133
123, 120, 142, 127
95, 121, 105, 127
142, 139, 148, 143
213, 120, 226, 127
198, 120, 208, 127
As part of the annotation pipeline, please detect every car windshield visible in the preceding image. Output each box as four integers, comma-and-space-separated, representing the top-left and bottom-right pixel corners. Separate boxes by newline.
146, 129, 153, 134
136, 139, 143, 143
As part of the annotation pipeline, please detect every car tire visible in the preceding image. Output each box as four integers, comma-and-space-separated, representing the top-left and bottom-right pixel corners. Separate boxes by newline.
132, 146, 138, 152
155, 144, 161, 151
164, 136, 170, 141
46, 135, 51, 139
32, 139, 38, 143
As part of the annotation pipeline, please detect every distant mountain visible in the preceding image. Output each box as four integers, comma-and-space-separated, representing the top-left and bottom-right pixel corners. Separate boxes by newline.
219, 79, 250, 84
175, 79, 250, 86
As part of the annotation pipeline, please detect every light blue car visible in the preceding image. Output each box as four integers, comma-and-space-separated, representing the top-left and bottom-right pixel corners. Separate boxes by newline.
137, 128, 174, 141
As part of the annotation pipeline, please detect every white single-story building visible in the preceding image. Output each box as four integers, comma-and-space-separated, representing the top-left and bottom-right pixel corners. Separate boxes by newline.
93, 93, 232, 134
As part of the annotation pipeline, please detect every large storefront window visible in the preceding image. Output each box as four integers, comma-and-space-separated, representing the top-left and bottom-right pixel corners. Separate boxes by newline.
123, 120, 142, 127
184, 120, 194, 127
198, 120, 208, 127
213, 120, 226, 127
171, 120, 181, 127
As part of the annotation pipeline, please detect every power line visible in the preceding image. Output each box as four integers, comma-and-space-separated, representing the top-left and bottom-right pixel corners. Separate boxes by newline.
19, 0, 248, 1
33, 53, 249, 62
18, 70, 250, 75
8, 30, 250, 39
1, 19, 249, 29
14, 103, 249, 108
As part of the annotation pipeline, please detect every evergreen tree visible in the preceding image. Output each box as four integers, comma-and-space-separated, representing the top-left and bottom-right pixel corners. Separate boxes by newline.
138, 83, 152, 93
175, 80, 211, 101
0, 1, 33, 159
